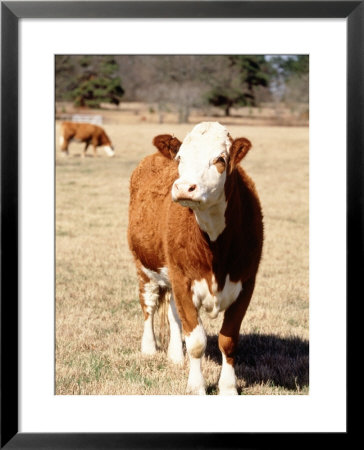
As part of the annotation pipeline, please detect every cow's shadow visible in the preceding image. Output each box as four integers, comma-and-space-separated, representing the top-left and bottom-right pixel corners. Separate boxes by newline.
205, 333, 309, 394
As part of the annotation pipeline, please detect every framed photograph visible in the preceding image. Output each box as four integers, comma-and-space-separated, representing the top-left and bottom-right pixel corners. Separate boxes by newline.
1, 1, 359, 448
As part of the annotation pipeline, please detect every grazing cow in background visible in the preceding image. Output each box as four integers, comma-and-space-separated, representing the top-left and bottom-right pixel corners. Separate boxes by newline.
60, 122, 115, 157
128, 122, 263, 395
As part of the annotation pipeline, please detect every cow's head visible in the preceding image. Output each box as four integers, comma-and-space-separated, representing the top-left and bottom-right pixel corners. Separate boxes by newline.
103, 145, 115, 157
153, 122, 251, 210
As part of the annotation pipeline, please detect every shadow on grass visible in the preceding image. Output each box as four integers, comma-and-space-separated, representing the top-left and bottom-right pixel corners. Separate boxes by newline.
205, 333, 309, 393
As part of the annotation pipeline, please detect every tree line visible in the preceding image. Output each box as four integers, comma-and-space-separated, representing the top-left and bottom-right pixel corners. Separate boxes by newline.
56, 55, 308, 120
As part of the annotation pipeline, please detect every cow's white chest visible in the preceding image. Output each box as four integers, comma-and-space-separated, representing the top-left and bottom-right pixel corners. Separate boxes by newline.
192, 275, 242, 318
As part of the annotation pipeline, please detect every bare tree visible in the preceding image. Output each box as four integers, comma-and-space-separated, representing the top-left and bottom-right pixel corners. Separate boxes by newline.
131, 55, 214, 123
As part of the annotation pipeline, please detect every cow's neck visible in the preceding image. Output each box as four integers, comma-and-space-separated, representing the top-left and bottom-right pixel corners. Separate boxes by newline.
193, 194, 227, 242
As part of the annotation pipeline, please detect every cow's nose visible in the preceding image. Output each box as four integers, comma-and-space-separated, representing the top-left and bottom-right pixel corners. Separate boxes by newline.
173, 181, 198, 201
175, 182, 196, 191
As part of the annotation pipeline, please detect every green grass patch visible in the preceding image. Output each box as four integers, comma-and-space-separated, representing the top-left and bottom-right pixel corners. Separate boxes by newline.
90, 353, 110, 381
121, 362, 155, 389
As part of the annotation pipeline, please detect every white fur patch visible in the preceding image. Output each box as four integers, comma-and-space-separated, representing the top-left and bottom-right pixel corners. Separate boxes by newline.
185, 323, 207, 395
141, 315, 157, 355
194, 200, 227, 241
186, 357, 206, 395
185, 322, 206, 358
103, 145, 115, 157
59, 135, 64, 146
141, 266, 170, 289
172, 122, 230, 209
172, 122, 231, 241
218, 354, 238, 395
142, 280, 160, 315
192, 275, 242, 318
182, 122, 231, 153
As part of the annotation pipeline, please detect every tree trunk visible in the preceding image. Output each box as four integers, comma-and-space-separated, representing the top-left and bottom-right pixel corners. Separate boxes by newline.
158, 103, 164, 124
178, 106, 190, 123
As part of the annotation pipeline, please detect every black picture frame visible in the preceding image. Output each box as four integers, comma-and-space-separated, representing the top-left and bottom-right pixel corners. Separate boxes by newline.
1, 1, 359, 448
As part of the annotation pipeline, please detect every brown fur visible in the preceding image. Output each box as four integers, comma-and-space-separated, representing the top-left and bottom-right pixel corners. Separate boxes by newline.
128, 130, 263, 375
60, 122, 112, 156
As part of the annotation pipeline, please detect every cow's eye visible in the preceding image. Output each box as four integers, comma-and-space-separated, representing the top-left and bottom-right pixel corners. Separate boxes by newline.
213, 156, 226, 173
175, 154, 181, 162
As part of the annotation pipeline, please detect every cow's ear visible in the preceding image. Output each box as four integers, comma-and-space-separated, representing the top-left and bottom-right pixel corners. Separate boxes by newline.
229, 137, 252, 171
153, 134, 182, 160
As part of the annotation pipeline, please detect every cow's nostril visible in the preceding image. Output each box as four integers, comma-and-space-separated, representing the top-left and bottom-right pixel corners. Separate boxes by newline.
188, 184, 197, 192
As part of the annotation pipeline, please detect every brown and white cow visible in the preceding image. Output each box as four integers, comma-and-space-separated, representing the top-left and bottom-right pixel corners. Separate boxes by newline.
60, 122, 115, 157
128, 122, 263, 395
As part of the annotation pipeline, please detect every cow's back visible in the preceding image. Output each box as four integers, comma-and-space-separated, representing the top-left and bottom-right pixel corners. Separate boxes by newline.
128, 152, 178, 271
74, 123, 100, 141
61, 122, 103, 141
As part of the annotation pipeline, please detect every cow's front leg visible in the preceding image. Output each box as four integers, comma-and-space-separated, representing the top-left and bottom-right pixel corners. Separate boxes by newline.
218, 278, 255, 395
185, 319, 206, 395
60, 136, 69, 156
82, 141, 90, 158
167, 293, 184, 365
172, 278, 206, 395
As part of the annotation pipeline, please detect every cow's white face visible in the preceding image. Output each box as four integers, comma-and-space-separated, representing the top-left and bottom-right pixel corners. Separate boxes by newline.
171, 122, 231, 210
104, 145, 115, 157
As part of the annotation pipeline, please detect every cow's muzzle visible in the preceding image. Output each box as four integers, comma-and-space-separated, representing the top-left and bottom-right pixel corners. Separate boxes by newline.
172, 181, 200, 207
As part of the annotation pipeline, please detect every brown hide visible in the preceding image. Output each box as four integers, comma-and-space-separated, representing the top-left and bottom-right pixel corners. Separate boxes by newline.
60, 122, 112, 149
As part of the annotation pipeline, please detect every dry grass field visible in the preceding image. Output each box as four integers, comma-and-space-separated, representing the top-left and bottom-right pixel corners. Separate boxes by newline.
55, 118, 309, 395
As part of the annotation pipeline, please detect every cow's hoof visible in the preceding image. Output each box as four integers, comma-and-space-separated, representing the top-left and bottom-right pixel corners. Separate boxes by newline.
186, 384, 206, 395
168, 353, 184, 366
141, 341, 157, 355
219, 385, 238, 395
141, 348, 157, 356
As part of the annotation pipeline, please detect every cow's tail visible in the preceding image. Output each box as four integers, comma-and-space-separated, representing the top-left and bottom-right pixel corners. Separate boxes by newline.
157, 289, 170, 352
